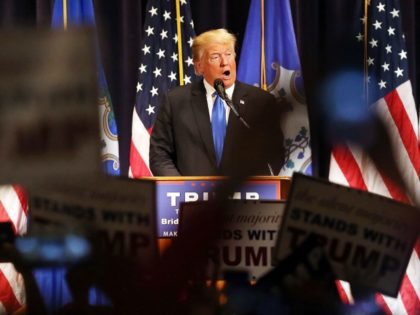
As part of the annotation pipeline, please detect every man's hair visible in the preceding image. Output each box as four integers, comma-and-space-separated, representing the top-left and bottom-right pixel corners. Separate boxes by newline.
192, 28, 237, 61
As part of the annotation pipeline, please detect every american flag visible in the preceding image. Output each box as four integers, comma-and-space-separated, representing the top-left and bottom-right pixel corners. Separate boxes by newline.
129, 0, 197, 178
0, 185, 27, 314
329, 0, 420, 314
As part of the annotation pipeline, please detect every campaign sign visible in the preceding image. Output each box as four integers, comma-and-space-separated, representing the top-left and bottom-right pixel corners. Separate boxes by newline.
28, 177, 157, 271
274, 173, 420, 297
179, 200, 285, 280
155, 177, 282, 238
0, 29, 100, 185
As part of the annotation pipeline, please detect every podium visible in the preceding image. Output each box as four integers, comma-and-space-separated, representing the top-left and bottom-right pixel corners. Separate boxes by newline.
139, 176, 291, 238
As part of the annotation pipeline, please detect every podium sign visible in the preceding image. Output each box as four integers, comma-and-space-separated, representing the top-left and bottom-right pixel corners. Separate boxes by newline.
144, 176, 289, 238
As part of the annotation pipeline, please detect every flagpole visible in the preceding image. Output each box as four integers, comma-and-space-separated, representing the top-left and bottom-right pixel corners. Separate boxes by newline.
175, 0, 185, 85
62, 0, 68, 30
260, 0, 267, 90
363, 0, 369, 104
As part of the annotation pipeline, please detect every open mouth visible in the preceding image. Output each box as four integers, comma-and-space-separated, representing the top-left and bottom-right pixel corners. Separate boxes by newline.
223, 70, 231, 77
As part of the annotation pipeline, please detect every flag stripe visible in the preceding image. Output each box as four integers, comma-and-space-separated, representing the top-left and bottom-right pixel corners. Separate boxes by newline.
331, 146, 368, 190
383, 293, 410, 315
0, 187, 28, 236
406, 247, 420, 303
12, 186, 27, 216
0, 264, 24, 314
376, 85, 420, 205
350, 146, 392, 197
129, 141, 152, 177
376, 293, 394, 315
384, 90, 420, 177
400, 274, 420, 314
0, 202, 13, 224
394, 82, 420, 141
0, 185, 27, 315
377, 169, 409, 203
415, 240, 420, 258
129, 107, 152, 177
335, 280, 353, 304
328, 154, 350, 186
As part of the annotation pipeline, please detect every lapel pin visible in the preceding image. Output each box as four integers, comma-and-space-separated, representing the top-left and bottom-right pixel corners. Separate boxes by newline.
240, 99, 245, 105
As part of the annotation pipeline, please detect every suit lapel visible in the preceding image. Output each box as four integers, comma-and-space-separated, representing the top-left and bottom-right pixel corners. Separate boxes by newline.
191, 81, 217, 165
231, 81, 248, 121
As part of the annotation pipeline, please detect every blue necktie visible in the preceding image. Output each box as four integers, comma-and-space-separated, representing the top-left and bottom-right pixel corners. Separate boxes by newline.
211, 93, 226, 165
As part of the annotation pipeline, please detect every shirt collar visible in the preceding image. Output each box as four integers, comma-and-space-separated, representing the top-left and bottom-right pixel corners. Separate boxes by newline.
203, 79, 235, 99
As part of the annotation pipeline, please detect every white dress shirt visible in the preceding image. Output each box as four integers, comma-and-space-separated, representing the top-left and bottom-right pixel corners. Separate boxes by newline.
203, 79, 234, 124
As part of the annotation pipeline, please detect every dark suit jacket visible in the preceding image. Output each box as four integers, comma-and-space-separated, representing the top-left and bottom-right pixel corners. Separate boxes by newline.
150, 80, 285, 176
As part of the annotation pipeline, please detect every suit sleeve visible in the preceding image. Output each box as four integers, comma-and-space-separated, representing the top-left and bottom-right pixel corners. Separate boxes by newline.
264, 93, 285, 174
149, 93, 181, 176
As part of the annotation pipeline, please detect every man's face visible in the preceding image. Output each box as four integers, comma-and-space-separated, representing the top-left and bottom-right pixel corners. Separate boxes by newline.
195, 43, 236, 88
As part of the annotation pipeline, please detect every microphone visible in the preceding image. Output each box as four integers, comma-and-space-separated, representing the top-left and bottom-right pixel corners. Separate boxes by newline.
214, 79, 228, 100
213, 79, 250, 129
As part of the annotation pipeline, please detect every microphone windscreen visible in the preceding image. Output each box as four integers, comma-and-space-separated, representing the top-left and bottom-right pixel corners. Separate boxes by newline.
214, 79, 225, 97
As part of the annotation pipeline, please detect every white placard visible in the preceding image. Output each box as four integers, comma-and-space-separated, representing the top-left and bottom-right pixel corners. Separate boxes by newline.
28, 177, 157, 271
274, 173, 420, 297
0, 29, 100, 184
180, 200, 285, 280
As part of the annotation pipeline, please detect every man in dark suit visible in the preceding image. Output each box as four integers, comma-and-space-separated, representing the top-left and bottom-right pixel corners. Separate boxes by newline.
150, 28, 284, 176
